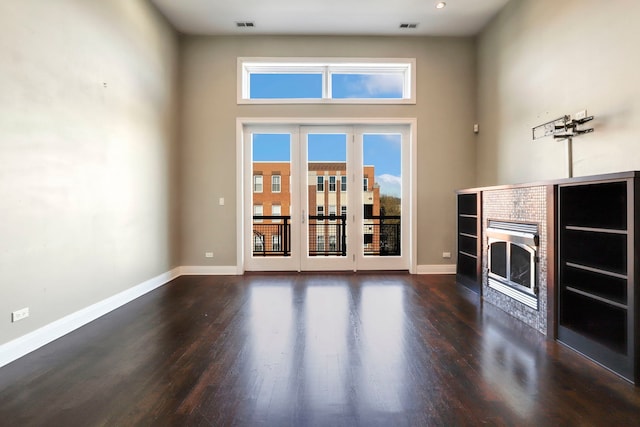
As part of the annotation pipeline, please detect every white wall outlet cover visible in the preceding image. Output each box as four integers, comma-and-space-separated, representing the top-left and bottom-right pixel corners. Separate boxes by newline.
12, 307, 29, 322
219, 197, 225, 206
205, 252, 214, 258
442, 252, 452, 258
575, 110, 587, 120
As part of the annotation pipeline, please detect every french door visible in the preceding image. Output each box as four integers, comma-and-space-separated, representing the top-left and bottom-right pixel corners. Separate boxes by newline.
243, 124, 410, 272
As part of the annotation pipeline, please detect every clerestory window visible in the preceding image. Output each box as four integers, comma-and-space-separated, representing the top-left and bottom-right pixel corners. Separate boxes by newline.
238, 58, 415, 104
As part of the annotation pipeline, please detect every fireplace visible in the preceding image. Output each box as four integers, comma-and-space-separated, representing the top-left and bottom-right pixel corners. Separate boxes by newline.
487, 220, 539, 309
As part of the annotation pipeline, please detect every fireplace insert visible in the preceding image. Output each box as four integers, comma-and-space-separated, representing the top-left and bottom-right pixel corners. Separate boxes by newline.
487, 220, 539, 309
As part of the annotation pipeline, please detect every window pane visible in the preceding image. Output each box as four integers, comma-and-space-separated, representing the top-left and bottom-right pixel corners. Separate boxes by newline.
253, 175, 263, 192
272, 175, 281, 192
317, 176, 324, 191
332, 74, 404, 99
341, 176, 347, 191
254, 205, 263, 223
329, 176, 336, 192
250, 73, 323, 99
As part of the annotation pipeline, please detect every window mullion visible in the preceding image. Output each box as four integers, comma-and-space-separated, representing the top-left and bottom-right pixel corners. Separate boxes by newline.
324, 65, 330, 100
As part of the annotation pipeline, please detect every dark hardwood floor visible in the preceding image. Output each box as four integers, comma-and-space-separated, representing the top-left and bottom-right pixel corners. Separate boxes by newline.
1, 273, 639, 426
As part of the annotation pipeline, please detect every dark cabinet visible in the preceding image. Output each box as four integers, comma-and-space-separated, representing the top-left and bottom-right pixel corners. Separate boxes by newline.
557, 174, 639, 383
456, 191, 482, 294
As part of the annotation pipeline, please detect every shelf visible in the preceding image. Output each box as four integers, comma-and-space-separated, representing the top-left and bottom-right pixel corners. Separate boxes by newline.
459, 214, 477, 219
564, 286, 627, 310
458, 250, 477, 259
459, 232, 477, 239
561, 229, 627, 275
458, 216, 478, 236
559, 181, 627, 230
458, 234, 477, 255
565, 262, 627, 280
565, 225, 627, 235
457, 253, 478, 280
560, 289, 628, 355
458, 193, 478, 216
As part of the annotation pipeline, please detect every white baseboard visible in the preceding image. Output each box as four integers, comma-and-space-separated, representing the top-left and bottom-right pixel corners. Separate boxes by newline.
0, 267, 181, 369
416, 264, 456, 274
178, 265, 241, 275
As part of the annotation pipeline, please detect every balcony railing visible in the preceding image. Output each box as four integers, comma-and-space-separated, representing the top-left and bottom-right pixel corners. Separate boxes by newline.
308, 214, 347, 256
253, 216, 291, 256
252, 214, 400, 257
364, 215, 401, 256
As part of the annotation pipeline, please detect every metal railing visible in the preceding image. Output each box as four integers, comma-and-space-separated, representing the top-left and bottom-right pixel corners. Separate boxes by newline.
307, 214, 347, 256
363, 215, 401, 256
252, 216, 291, 256
252, 214, 401, 257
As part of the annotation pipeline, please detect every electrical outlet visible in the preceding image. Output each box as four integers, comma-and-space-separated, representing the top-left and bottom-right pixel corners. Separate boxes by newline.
442, 252, 452, 259
575, 109, 587, 120
219, 197, 225, 206
12, 307, 29, 322
205, 252, 214, 258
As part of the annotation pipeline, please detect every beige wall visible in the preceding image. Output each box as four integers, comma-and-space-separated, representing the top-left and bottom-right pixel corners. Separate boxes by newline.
477, 0, 640, 186
0, 1, 180, 345
179, 36, 477, 267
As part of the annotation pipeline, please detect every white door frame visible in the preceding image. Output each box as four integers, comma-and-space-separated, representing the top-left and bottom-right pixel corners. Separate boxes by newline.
237, 117, 418, 274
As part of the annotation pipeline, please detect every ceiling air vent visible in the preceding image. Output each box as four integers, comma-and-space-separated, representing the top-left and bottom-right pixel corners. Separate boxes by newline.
399, 23, 418, 29
236, 21, 255, 28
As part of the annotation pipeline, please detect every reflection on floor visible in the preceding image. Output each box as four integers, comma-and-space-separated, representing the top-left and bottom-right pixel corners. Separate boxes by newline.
1, 273, 639, 426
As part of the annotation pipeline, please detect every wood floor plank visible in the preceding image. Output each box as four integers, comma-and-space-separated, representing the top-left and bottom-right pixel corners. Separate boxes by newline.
1, 273, 639, 426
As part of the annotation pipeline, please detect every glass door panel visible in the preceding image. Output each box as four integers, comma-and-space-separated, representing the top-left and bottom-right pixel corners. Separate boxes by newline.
356, 128, 409, 270
245, 128, 300, 271
301, 128, 354, 271
362, 133, 402, 256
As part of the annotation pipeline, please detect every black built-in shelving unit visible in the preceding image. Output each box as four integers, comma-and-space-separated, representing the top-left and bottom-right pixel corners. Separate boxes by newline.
456, 191, 482, 294
557, 174, 639, 383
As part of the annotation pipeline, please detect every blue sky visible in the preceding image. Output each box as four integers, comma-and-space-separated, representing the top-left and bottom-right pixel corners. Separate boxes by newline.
250, 73, 403, 99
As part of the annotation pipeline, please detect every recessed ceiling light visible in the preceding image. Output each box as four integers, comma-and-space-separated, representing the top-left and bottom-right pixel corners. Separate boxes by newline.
436, 2, 446, 9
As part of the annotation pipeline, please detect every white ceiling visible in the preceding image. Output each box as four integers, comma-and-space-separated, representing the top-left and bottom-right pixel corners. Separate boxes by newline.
150, 0, 511, 37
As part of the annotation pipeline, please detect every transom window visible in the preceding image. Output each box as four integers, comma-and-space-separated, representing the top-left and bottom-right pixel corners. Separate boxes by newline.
238, 58, 415, 104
